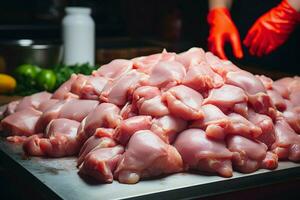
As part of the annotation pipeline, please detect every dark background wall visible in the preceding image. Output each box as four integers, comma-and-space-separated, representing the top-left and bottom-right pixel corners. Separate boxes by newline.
0, 0, 299, 74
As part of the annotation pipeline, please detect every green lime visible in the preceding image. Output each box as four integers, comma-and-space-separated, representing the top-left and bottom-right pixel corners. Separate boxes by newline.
14, 64, 41, 79
14, 64, 41, 86
36, 69, 56, 91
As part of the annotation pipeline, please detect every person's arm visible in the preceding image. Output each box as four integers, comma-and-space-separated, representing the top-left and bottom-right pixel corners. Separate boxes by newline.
208, 0, 233, 10
288, 0, 300, 11
207, 0, 243, 60
244, 0, 300, 56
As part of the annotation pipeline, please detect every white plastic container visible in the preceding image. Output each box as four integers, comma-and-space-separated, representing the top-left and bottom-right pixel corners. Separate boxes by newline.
62, 7, 95, 65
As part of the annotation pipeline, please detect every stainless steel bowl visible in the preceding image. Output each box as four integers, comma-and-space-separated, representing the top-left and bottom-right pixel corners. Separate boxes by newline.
0, 39, 62, 74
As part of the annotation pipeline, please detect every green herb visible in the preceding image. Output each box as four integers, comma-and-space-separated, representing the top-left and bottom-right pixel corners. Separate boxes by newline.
13, 63, 98, 96
53, 63, 98, 89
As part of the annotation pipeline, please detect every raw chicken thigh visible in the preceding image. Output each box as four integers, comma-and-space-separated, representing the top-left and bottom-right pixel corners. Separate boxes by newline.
1, 48, 300, 185
1, 108, 42, 136
175, 47, 205, 69
77, 103, 121, 143
227, 135, 278, 173
114, 115, 152, 145
247, 109, 275, 148
78, 136, 116, 166
15, 92, 52, 112
93, 59, 133, 80
225, 70, 276, 118
24, 118, 80, 157
203, 84, 248, 114
79, 145, 124, 183
144, 60, 186, 89
272, 117, 300, 161
162, 85, 204, 120
114, 130, 183, 184
151, 115, 187, 144
52, 74, 78, 99
174, 128, 233, 177
183, 62, 223, 93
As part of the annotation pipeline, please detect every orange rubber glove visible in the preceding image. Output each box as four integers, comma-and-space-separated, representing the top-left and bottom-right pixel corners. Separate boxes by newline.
207, 7, 243, 60
244, 0, 300, 57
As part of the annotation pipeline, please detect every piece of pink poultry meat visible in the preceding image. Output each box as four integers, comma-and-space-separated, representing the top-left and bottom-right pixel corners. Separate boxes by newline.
203, 84, 248, 114
284, 99, 299, 111
273, 77, 294, 89
100, 70, 146, 106
70, 74, 108, 100
59, 99, 99, 121
114, 115, 152, 145
85, 76, 109, 98
151, 115, 187, 144
225, 70, 276, 118
76, 103, 121, 143
273, 77, 300, 102
232, 102, 248, 117
35, 100, 66, 132
52, 74, 78, 99
132, 86, 170, 117
191, 104, 230, 140
225, 70, 266, 96
191, 106, 261, 140
93, 128, 115, 139
0, 105, 7, 119
132, 53, 159, 74
132, 86, 160, 109
79, 145, 124, 183
256, 75, 273, 90
15, 91, 52, 112
174, 128, 233, 177
37, 99, 59, 112
175, 47, 205, 70
272, 81, 290, 99
132, 50, 176, 74
227, 135, 278, 173
274, 77, 297, 92
143, 60, 186, 89
205, 52, 240, 76
119, 102, 137, 119
247, 109, 276, 148
2, 100, 20, 117
23, 118, 80, 157
1, 108, 42, 136
114, 130, 183, 184
272, 117, 300, 161
267, 90, 286, 111
8, 100, 21, 114
70, 74, 88, 95
226, 113, 262, 139
138, 95, 170, 117
78, 136, 116, 166
282, 108, 300, 133
36, 99, 98, 133
162, 85, 204, 120
182, 61, 223, 94
290, 88, 300, 107
93, 59, 133, 80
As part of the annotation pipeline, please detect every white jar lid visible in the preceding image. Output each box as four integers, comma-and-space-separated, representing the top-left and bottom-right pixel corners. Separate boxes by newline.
65, 7, 91, 15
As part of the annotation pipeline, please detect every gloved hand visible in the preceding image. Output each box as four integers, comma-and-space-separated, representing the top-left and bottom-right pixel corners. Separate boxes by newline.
244, 0, 300, 57
207, 7, 243, 60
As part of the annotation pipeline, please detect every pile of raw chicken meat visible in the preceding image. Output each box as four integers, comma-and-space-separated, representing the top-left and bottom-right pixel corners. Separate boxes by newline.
1, 48, 300, 184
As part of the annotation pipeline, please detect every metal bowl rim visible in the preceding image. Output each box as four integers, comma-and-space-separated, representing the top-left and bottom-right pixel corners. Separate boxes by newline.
0, 39, 62, 48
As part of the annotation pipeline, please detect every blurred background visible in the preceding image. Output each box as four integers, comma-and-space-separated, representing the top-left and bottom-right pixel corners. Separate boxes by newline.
0, 0, 299, 76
